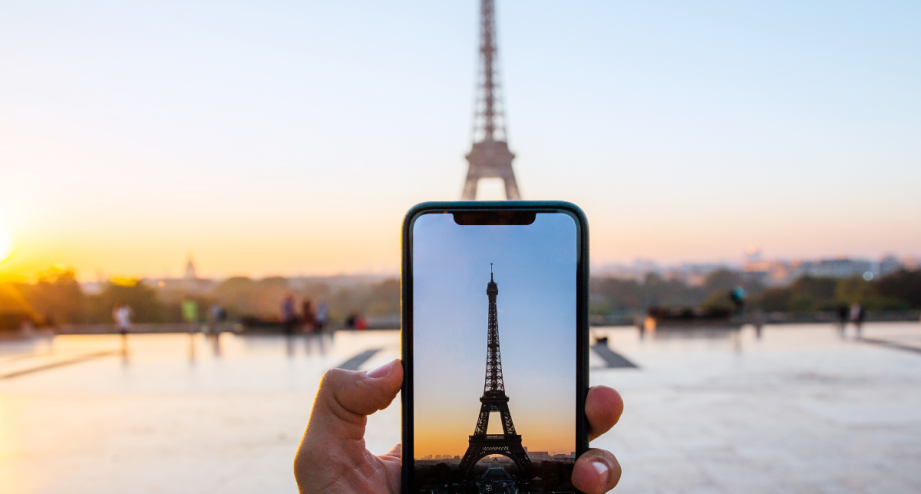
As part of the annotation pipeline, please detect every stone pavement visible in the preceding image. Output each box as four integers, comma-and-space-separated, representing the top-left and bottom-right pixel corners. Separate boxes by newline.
0, 323, 919, 493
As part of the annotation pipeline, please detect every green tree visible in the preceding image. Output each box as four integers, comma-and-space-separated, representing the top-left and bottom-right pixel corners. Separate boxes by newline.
211, 276, 258, 317
789, 294, 817, 312
789, 276, 837, 311
28, 267, 86, 325
701, 291, 733, 312
365, 279, 400, 316
88, 279, 165, 323
753, 288, 791, 312
835, 276, 871, 305
874, 269, 921, 309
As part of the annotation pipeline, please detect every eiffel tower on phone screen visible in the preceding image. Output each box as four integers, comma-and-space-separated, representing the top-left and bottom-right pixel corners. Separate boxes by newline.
458, 265, 533, 479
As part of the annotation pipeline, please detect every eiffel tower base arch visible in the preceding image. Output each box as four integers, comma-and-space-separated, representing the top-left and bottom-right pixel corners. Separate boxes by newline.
462, 140, 520, 200
459, 437, 533, 480
458, 399, 534, 480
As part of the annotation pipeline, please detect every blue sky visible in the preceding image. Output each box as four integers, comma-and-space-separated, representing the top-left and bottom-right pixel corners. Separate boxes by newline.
0, 0, 918, 279
412, 212, 576, 457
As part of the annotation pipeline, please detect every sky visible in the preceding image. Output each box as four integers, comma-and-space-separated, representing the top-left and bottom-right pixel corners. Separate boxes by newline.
412, 212, 576, 458
1, 0, 919, 280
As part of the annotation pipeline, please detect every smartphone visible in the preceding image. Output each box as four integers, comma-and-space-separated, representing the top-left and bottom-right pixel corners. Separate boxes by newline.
401, 201, 589, 494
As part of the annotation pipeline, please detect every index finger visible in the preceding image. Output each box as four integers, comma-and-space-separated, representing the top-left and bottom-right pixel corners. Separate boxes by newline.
586, 385, 623, 441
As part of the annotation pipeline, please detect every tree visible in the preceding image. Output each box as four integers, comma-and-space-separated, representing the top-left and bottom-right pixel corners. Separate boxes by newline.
88, 279, 165, 323
874, 269, 921, 309
365, 279, 400, 316
789, 276, 838, 311
753, 288, 791, 312
29, 266, 86, 325
835, 276, 872, 305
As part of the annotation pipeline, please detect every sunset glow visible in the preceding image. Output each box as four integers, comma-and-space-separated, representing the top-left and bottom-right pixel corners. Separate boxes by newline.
0, 221, 14, 265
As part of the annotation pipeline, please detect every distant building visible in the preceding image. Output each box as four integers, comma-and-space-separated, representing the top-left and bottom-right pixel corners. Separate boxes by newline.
80, 281, 105, 295
742, 254, 907, 286
744, 246, 763, 263
742, 260, 792, 286
800, 258, 873, 279
666, 263, 731, 286
592, 260, 661, 281
592, 260, 735, 285
528, 451, 552, 462
879, 255, 901, 277
142, 256, 215, 294
184, 256, 198, 280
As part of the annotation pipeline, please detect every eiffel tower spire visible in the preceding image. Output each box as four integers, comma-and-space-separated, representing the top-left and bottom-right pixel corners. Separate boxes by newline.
473, 1, 504, 143
484, 263, 506, 394
462, 0, 521, 201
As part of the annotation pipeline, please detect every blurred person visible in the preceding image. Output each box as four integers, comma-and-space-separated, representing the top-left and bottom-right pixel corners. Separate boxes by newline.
643, 313, 657, 333
315, 300, 329, 333
209, 305, 224, 357
113, 302, 132, 336
729, 286, 746, 314
208, 302, 227, 336
293, 360, 624, 494
301, 300, 316, 334
836, 304, 849, 336
113, 302, 132, 358
850, 302, 866, 336
346, 311, 358, 330
753, 310, 766, 339
188, 332, 196, 362
345, 311, 368, 331
181, 297, 199, 333
282, 295, 297, 336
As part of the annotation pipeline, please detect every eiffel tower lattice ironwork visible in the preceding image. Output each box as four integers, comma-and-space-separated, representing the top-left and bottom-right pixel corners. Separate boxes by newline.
461, 0, 521, 201
459, 265, 533, 479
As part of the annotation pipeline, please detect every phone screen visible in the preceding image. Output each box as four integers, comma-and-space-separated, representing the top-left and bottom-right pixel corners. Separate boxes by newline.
410, 210, 580, 494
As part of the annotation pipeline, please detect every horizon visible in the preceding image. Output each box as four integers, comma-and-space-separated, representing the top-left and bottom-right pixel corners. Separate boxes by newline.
3, 248, 919, 284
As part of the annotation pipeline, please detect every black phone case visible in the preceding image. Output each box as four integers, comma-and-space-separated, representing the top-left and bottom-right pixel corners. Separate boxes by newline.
400, 201, 590, 494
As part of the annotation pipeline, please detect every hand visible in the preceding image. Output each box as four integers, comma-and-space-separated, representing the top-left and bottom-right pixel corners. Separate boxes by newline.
294, 359, 624, 493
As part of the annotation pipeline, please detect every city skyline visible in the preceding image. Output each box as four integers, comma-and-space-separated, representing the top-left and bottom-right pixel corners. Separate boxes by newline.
7, 249, 910, 285
2, 1, 919, 280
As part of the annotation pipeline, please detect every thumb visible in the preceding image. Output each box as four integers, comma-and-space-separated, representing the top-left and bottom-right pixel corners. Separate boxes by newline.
306, 359, 403, 442
295, 360, 403, 490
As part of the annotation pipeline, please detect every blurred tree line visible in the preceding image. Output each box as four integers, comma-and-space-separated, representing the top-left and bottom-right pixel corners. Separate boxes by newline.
3, 266, 918, 329
752, 269, 921, 312
589, 269, 764, 316
589, 268, 921, 316
0, 267, 400, 327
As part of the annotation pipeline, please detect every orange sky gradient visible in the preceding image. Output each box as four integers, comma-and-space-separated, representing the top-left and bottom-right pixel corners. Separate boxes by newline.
415, 417, 575, 459
1, 191, 919, 282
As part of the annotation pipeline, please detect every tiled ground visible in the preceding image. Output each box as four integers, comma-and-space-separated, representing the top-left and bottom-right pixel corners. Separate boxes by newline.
1, 322, 919, 493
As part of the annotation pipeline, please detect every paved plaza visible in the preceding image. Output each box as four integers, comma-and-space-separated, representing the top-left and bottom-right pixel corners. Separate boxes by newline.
1, 323, 920, 493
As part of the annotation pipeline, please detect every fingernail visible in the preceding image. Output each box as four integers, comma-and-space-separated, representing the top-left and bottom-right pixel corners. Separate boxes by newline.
367, 361, 393, 378
592, 460, 610, 486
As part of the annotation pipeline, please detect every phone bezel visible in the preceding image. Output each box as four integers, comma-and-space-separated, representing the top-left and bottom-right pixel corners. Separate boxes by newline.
400, 201, 590, 494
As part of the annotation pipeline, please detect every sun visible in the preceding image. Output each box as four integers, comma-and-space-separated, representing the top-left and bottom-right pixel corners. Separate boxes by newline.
0, 224, 14, 264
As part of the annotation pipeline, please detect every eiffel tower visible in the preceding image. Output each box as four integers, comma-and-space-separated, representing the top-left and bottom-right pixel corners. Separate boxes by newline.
459, 265, 533, 479
461, 0, 521, 200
